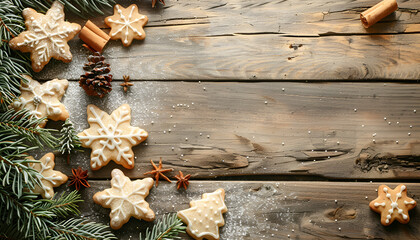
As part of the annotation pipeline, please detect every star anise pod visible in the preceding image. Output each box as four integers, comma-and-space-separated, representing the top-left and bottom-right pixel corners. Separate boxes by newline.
152, 0, 165, 8
175, 171, 191, 190
68, 167, 90, 190
120, 75, 133, 92
144, 158, 173, 187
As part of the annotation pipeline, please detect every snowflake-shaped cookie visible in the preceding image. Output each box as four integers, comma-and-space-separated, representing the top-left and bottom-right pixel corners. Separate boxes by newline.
93, 169, 155, 230
28, 153, 68, 199
77, 104, 148, 170
9, 1, 81, 72
105, 4, 148, 47
178, 189, 227, 240
11, 75, 69, 128
369, 184, 417, 226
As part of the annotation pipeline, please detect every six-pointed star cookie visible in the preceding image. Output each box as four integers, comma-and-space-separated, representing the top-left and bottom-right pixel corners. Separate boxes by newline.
28, 153, 68, 199
369, 184, 417, 226
105, 4, 148, 47
178, 189, 227, 240
93, 169, 155, 230
77, 104, 148, 170
9, 1, 81, 72
11, 75, 69, 128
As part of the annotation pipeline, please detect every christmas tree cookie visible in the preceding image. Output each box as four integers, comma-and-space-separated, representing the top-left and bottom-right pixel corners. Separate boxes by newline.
178, 189, 227, 240
9, 1, 81, 72
77, 104, 148, 170
93, 169, 155, 230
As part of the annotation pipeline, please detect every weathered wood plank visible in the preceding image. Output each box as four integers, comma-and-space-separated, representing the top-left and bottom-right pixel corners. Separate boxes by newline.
68, 181, 420, 239
34, 0, 420, 81
41, 81, 420, 180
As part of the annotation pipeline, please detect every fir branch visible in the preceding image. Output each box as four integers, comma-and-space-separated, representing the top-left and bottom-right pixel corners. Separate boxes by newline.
56, 119, 82, 155
0, 187, 49, 239
48, 218, 117, 240
0, 109, 57, 148
140, 213, 186, 240
36, 191, 82, 218
11, 0, 115, 18
0, 139, 41, 196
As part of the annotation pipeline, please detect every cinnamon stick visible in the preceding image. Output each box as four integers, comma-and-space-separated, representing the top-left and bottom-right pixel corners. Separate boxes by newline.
79, 20, 110, 52
360, 0, 398, 28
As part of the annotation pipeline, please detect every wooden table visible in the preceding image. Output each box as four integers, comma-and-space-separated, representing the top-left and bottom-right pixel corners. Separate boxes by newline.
34, 0, 420, 239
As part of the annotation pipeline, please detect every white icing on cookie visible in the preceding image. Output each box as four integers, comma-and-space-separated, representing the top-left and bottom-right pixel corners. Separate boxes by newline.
374, 185, 409, 224
93, 169, 154, 230
11, 1, 80, 69
107, 5, 146, 44
14, 78, 64, 118
178, 189, 227, 239
29, 153, 67, 199
78, 104, 148, 169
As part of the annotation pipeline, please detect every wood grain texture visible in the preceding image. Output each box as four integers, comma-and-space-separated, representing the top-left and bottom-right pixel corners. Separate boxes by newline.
41, 81, 420, 180
34, 0, 420, 81
67, 181, 420, 240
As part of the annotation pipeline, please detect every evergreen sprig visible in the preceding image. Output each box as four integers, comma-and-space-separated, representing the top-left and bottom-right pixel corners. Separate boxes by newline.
57, 119, 82, 155
0, 1, 117, 239
0, 109, 57, 148
140, 213, 186, 240
0, 189, 116, 240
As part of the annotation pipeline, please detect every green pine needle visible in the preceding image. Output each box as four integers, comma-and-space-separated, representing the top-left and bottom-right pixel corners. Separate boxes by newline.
49, 218, 117, 240
56, 119, 83, 155
0, 109, 58, 148
0, 0, 117, 239
140, 213, 187, 240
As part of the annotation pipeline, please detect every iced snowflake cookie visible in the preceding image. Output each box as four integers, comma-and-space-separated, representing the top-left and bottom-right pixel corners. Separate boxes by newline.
177, 189, 227, 240
369, 184, 417, 226
9, 1, 81, 72
105, 4, 148, 47
11, 75, 69, 128
93, 169, 155, 230
28, 153, 68, 199
77, 104, 148, 170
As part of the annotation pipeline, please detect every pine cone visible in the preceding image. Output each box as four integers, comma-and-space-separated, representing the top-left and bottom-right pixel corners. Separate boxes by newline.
79, 52, 112, 98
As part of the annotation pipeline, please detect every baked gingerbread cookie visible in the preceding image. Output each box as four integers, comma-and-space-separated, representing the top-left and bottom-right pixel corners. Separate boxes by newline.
105, 4, 148, 47
28, 153, 68, 199
77, 104, 148, 170
369, 184, 417, 226
93, 169, 155, 230
11, 75, 69, 128
9, 1, 81, 72
178, 189, 227, 240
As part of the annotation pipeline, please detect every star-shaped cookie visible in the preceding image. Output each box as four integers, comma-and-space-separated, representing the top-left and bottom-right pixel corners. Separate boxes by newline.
9, 1, 81, 72
178, 189, 227, 240
369, 184, 417, 226
105, 4, 148, 47
11, 75, 69, 128
28, 153, 68, 199
93, 169, 155, 230
77, 104, 148, 170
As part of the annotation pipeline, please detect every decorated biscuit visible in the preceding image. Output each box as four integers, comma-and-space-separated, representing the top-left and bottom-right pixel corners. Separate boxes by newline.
77, 104, 148, 170
11, 75, 69, 128
9, 1, 81, 72
369, 184, 417, 226
28, 153, 68, 199
105, 4, 148, 47
93, 169, 155, 230
177, 189, 227, 240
